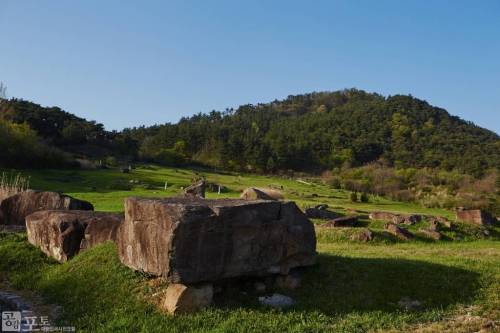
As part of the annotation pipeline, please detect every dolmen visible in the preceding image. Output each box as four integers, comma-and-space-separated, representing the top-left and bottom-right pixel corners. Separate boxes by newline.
26, 210, 123, 262
0, 190, 93, 226
119, 197, 316, 283
119, 197, 316, 314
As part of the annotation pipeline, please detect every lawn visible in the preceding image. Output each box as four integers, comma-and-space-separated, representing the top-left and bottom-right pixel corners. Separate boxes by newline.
0, 165, 499, 332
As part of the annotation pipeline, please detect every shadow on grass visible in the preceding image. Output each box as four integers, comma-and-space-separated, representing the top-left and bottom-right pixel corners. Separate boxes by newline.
216, 253, 480, 316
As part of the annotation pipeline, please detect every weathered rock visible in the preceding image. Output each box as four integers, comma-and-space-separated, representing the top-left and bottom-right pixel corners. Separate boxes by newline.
369, 211, 398, 221
26, 210, 123, 262
352, 228, 374, 242
384, 223, 413, 240
392, 214, 422, 225
258, 294, 295, 308
184, 180, 206, 198
240, 187, 283, 201
161, 283, 213, 315
118, 197, 316, 283
0, 190, 93, 226
322, 216, 358, 227
419, 228, 442, 240
456, 210, 496, 226
305, 208, 340, 220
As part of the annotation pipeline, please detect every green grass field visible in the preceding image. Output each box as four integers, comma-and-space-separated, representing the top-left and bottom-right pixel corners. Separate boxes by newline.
0, 165, 499, 332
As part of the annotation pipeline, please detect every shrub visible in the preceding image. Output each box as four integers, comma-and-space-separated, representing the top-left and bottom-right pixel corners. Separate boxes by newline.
360, 192, 369, 203
350, 192, 358, 202
0, 173, 30, 201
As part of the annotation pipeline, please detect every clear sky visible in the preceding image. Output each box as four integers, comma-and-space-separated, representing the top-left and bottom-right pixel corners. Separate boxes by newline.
0, 0, 499, 133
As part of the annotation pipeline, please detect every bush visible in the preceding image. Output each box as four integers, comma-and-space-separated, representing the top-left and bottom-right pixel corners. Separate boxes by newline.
360, 192, 369, 203
350, 192, 358, 202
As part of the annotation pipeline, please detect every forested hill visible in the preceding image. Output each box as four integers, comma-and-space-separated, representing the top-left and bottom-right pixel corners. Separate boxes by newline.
1, 89, 499, 176
129, 89, 499, 176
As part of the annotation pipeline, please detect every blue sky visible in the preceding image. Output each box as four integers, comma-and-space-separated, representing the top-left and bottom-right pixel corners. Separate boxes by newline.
0, 0, 499, 133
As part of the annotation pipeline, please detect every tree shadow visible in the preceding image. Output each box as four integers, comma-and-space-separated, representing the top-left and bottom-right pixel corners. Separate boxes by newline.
215, 253, 480, 316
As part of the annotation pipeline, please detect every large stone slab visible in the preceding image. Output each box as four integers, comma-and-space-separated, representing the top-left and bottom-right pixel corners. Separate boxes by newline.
118, 197, 316, 283
456, 209, 496, 226
0, 190, 94, 226
26, 210, 123, 262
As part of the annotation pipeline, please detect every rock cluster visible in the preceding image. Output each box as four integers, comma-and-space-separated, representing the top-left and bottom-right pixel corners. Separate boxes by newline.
4, 188, 317, 315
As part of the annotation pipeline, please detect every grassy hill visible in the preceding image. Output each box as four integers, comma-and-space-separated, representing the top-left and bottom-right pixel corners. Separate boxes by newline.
0, 165, 499, 332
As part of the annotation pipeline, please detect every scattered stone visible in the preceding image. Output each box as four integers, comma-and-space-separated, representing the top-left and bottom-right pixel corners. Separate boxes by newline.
26, 210, 123, 262
419, 228, 442, 240
456, 209, 496, 226
305, 208, 340, 220
398, 297, 423, 311
240, 187, 283, 200
384, 223, 413, 240
275, 273, 301, 290
314, 204, 328, 210
118, 197, 316, 283
161, 283, 213, 315
321, 216, 358, 227
352, 229, 374, 242
0, 190, 94, 226
258, 294, 295, 309
369, 211, 398, 221
184, 180, 206, 198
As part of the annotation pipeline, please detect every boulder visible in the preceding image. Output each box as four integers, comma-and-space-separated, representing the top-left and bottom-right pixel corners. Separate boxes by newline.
0, 190, 93, 226
161, 283, 213, 315
184, 180, 206, 198
352, 228, 374, 242
384, 223, 413, 240
419, 228, 442, 241
369, 211, 398, 221
456, 210, 496, 226
240, 187, 283, 201
118, 197, 316, 283
305, 208, 340, 220
26, 210, 123, 262
321, 216, 358, 227
314, 204, 328, 210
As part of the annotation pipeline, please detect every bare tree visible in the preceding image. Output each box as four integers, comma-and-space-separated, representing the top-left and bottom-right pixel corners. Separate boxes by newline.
0, 82, 7, 99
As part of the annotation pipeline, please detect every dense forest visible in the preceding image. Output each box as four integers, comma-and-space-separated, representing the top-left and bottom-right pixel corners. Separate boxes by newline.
1, 89, 499, 177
